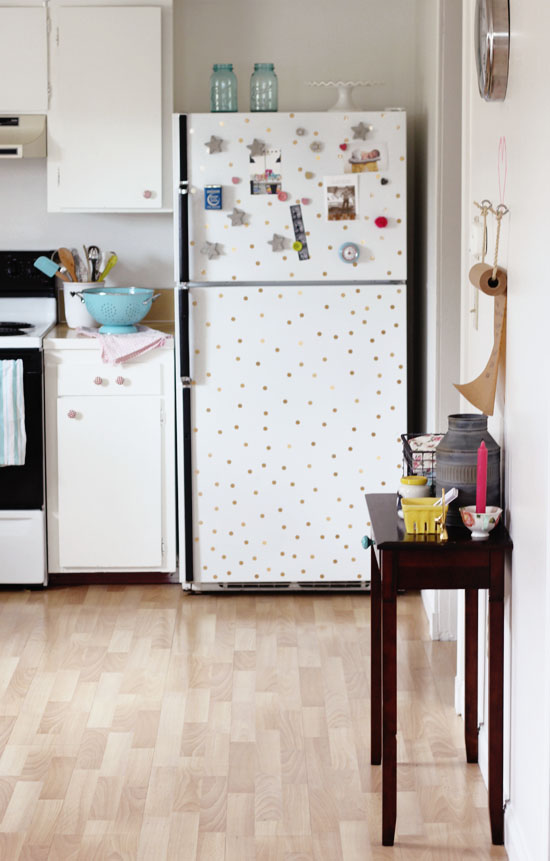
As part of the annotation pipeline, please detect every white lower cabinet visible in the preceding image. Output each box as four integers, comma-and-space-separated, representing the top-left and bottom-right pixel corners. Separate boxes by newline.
45, 339, 176, 574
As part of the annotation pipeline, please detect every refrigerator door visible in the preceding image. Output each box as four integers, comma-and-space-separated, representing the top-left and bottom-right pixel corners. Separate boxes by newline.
180, 111, 406, 283
187, 283, 406, 585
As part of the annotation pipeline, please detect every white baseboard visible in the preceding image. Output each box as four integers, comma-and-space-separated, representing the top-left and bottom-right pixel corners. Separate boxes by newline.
454, 674, 464, 716
478, 722, 488, 788
505, 802, 537, 861
421, 588, 458, 641
421, 589, 437, 639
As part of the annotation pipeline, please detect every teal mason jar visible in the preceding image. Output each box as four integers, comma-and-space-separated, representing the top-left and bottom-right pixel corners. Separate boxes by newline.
250, 63, 278, 111
210, 63, 238, 112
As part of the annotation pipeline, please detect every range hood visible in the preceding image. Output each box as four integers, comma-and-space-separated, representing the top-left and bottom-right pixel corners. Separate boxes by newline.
0, 115, 46, 158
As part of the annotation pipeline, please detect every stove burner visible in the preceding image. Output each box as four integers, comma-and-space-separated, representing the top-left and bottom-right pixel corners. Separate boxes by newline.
0, 328, 29, 336
0, 321, 32, 330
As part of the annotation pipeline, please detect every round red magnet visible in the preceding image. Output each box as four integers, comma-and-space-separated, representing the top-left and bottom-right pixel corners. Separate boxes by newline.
278, 191, 288, 201
375, 216, 388, 228
232, 177, 240, 184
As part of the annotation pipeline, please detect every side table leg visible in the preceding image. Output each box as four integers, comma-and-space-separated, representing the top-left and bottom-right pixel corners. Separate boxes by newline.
371, 545, 381, 765
382, 551, 397, 846
465, 588, 478, 763
489, 552, 505, 844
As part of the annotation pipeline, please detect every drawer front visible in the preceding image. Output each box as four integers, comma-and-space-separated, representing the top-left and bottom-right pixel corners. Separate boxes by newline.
57, 363, 162, 396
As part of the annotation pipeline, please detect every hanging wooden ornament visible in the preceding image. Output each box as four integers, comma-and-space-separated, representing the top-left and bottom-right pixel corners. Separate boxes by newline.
455, 204, 509, 416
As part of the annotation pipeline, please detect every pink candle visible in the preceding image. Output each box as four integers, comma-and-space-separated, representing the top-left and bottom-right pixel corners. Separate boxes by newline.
476, 441, 487, 513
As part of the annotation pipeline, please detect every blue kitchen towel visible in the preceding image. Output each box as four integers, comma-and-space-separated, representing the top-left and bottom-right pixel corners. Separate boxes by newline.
0, 359, 26, 466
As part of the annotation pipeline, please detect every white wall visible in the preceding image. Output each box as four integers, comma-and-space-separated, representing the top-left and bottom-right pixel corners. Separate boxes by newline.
174, 0, 418, 115
461, 1, 550, 858
0, 159, 174, 287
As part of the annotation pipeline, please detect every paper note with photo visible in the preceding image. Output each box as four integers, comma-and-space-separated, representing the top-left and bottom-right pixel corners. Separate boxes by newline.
249, 147, 282, 195
344, 142, 388, 174
324, 175, 359, 222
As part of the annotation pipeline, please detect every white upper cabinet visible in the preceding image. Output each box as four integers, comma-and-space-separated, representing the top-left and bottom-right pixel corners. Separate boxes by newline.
48, 5, 163, 211
0, 7, 48, 113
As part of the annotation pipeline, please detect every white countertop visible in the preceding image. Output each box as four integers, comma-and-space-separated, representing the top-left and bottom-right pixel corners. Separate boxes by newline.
44, 323, 175, 350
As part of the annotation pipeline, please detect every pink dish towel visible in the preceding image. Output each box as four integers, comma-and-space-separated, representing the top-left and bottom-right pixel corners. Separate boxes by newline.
76, 326, 172, 365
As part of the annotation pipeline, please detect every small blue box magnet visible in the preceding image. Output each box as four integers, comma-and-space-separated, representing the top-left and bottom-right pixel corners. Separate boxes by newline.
204, 185, 222, 210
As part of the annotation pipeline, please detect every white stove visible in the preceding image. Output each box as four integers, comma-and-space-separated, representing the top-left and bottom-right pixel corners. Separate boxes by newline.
0, 297, 57, 348
0, 250, 57, 585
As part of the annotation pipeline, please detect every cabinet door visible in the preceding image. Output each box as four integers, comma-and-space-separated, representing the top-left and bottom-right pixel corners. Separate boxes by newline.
57, 396, 163, 568
0, 7, 48, 113
48, 6, 162, 211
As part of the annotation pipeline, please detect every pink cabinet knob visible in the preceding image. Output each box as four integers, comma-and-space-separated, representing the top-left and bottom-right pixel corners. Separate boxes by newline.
94, 376, 103, 386
143, 190, 153, 199
67, 410, 77, 419
115, 376, 125, 386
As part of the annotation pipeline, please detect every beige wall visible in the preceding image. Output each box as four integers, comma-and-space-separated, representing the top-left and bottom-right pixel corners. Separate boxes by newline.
174, 0, 417, 115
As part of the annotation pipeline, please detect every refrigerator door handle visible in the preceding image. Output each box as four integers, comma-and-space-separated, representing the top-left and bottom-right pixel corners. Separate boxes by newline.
177, 114, 190, 284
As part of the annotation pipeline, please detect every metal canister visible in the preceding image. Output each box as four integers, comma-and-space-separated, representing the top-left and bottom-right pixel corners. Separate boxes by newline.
204, 185, 222, 210
435, 414, 500, 527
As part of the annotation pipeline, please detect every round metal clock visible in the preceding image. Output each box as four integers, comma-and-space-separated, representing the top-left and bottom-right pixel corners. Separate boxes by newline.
475, 0, 510, 101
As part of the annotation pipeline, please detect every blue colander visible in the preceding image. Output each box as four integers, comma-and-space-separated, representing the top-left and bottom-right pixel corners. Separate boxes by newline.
78, 286, 161, 334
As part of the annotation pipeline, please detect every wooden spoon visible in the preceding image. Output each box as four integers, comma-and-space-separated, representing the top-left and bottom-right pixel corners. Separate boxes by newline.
58, 248, 78, 283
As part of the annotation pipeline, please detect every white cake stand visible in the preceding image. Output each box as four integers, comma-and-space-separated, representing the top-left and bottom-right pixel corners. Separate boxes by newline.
306, 80, 384, 111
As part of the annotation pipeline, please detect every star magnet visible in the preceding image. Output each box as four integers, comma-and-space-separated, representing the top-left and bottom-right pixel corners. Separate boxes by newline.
228, 207, 247, 226
351, 122, 372, 140
205, 135, 223, 154
200, 241, 223, 260
268, 234, 287, 252
247, 138, 266, 157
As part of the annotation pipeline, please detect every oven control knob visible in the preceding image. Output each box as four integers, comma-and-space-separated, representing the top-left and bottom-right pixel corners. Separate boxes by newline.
67, 410, 77, 419
115, 376, 125, 386
93, 376, 103, 386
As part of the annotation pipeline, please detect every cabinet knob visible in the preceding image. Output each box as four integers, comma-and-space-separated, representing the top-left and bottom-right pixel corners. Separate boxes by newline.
115, 376, 125, 386
67, 410, 77, 419
143, 190, 153, 199
94, 376, 103, 386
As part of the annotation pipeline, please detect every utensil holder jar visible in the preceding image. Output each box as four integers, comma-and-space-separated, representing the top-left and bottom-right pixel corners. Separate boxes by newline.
63, 282, 102, 329
435, 413, 500, 527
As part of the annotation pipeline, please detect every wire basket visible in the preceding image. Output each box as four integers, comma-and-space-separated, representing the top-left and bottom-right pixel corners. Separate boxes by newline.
401, 433, 443, 489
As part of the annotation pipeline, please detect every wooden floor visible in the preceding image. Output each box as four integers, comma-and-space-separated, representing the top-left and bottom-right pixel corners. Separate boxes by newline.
0, 586, 507, 860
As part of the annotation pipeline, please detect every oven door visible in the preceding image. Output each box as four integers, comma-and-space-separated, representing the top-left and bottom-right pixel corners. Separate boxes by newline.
0, 349, 44, 509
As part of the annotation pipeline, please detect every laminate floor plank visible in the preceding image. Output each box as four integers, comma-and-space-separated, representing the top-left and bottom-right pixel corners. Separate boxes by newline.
0, 587, 507, 858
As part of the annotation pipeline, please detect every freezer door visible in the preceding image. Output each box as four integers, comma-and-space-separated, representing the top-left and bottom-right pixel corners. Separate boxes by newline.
187, 283, 406, 585
182, 111, 406, 283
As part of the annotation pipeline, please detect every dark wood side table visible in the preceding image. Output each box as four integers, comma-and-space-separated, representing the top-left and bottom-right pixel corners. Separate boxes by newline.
366, 493, 512, 846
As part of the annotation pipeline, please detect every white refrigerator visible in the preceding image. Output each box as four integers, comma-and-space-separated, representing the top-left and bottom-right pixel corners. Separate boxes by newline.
174, 111, 407, 589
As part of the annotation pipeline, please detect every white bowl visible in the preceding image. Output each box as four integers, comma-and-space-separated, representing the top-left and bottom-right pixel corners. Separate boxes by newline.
460, 505, 502, 540
399, 478, 431, 499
